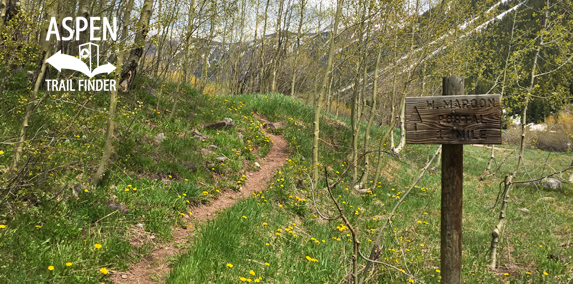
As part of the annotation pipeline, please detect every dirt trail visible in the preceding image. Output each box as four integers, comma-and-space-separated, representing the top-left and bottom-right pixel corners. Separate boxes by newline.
110, 133, 289, 284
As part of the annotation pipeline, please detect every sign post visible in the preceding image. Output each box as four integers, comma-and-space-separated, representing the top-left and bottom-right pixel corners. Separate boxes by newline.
405, 77, 502, 284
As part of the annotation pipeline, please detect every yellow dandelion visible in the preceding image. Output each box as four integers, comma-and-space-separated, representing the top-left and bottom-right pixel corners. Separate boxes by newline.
0, 225, 5, 229
239, 276, 247, 281
100, 267, 108, 274
250, 270, 255, 276
48, 266, 54, 271
226, 263, 233, 268
543, 272, 548, 276
94, 244, 102, 249
66, 262, 72, 266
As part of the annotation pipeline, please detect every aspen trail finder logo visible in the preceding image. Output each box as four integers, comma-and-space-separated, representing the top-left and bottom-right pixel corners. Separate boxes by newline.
45, 17, 118, 91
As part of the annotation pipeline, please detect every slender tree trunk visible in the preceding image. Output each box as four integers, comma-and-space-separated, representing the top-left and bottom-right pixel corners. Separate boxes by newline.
489, 0, 548, 268
201, 14, 215, 92
153, 1, 164, 78
91, 0, 137, 185
311, 0, 344, 183
359, 46, 382, 188
350, 0, 368, 184
389, 35, 398, 149
290, 0, 305, 96
392, 0, 419, 155
483, 9, 517, 178
119, 0, 154, 91
248, 0, 261, 94
0, 0, 6, 31
183, 0, 196, 85
259, 0, 270, 93
270, 0, 284, 93
10, 0, 55, 171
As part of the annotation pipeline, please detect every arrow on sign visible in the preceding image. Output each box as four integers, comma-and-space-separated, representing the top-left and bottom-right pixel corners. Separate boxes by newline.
46, 50, 116, 78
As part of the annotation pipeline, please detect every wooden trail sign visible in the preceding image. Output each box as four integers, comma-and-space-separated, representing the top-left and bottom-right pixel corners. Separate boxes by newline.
404, 77, 502, 284
405, 94, 502, 144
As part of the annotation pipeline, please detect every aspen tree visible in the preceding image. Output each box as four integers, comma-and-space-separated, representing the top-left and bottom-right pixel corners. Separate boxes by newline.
11, 0, 56, 171
311, 0, 344, 183
93, 0, 148, 185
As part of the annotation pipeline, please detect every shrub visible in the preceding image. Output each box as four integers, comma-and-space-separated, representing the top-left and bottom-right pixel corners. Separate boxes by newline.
502, 107, 573, 152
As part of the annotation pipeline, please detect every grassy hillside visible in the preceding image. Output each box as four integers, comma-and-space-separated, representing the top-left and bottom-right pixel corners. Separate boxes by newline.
165, 93, 572, 284
1, 82, 572, 283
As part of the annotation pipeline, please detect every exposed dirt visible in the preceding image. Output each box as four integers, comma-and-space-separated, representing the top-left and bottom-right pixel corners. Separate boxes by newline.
110, 133, 289, 284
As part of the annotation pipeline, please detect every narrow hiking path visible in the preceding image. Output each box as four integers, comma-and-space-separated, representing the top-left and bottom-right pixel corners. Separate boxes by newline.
110, 133, 289, 284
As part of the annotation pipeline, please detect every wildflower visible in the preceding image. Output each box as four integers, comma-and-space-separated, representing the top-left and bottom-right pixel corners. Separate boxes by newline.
48, 266, 54, 271
263, 222, 267, 225
94, 244, 102, 249
265, 243, 270, 246
239, 276, 247, 281
66, 262, 72, 267
0, 225, 5, 229
543, 272, 548, 276
100, 268, 108, 274
420, 244, 424, 247
408, 280, 414, 283
526, 272, 531, 275
0, 151, 3, 155
36, 225, 41, 228
504, 273, 509, 276
436, 269, 440, 273
250, 270, 255, 276
226, 263, 233, 268
84, 189, 89, 192
242, 216, 247, 219
265, 262, 269, 266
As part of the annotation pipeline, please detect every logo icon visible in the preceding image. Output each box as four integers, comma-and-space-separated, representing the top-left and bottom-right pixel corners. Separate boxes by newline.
46, 43, 116, 78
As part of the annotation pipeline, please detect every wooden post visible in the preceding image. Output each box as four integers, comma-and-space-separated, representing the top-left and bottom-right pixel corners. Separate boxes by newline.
441, 76, 464, 284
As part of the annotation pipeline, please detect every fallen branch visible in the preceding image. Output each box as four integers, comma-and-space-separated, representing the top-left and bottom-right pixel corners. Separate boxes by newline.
512, 165, 573, 185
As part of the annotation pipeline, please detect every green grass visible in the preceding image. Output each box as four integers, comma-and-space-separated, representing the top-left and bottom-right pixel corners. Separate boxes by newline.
0, 79, 274, 283
1, 79, 571, 283
166, 93, 573, 284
